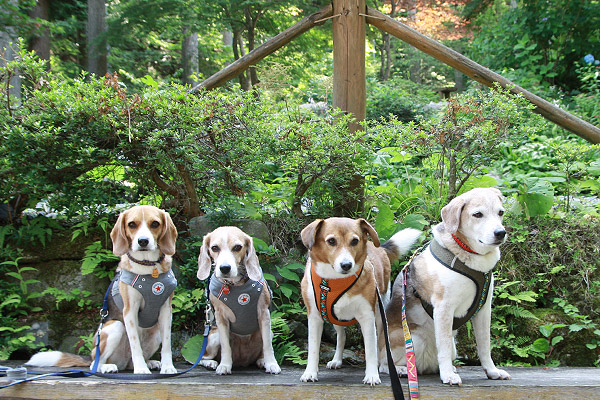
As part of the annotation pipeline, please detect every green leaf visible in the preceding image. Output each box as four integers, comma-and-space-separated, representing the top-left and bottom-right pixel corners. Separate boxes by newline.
375, 200, 396, 241
276, 266, 300, 282
399, 213, 428, 231
181, 334, 206, 364
532, 338, 549, 353
551, 336, 563, 346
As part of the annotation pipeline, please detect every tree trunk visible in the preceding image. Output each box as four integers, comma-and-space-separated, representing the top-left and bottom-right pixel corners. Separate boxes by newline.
244, 7, 259, 88
87, 0, 107, 77
0, 1, 20, 104
182, 28, 199, 87
28, 0, 50, 68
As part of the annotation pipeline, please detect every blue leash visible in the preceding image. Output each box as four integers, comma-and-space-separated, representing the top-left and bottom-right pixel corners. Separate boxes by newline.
1, 276, 210, 389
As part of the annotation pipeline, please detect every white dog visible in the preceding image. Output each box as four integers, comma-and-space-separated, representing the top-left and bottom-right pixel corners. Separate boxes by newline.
383, 188, 511, 385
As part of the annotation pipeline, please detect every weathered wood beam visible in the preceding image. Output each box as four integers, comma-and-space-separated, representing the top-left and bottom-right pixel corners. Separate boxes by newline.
190, 5, 333, 92
366, 6, 600, 144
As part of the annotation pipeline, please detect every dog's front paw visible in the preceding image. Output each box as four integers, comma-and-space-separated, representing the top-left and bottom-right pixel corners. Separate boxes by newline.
363, 371, 381, 386
147, 360, 161, 370
97, 364, 118, 373
215, 363, 232, 375
200, 359, 218, 370
300, 369, 318, 382
485, 367, 511, 380
133, 366, 152, 374
264, 361, 281, 374
160, 365, 177, 374
326, 359, 342, 369
440, 371, 462, 386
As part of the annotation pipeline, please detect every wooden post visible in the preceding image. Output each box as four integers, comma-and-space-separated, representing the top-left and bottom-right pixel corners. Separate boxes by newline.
366, 6, 600, 144
332, 0, 367, 216
190, 5, 333, 92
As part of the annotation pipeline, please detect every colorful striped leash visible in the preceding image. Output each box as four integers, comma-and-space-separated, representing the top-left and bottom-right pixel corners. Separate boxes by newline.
402, 265, 420, 399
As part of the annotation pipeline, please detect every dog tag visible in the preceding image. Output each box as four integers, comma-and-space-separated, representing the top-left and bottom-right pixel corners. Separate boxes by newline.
223, 286, 230, 295
152, 268, 159, 278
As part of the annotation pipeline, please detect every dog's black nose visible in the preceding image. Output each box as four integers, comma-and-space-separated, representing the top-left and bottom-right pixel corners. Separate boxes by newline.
494, 229, 506, 239
340, 262, 353, 271
220, 264, 231, 275
138, 237, 150, 247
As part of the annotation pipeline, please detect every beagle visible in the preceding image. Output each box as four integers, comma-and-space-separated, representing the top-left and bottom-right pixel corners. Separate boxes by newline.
299, 217, 421, 385
383, 187, 511, 385
196, 226, 281, 375
27, 205, 179, 374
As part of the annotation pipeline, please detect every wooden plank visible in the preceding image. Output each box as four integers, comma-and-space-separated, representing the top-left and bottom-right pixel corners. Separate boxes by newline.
190, 5, 333, 92
365, 6, 600, 144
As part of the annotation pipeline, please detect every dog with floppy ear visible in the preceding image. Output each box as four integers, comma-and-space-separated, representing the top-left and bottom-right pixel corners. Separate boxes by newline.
299, 217, 421, 385
27, 205, 179, 374
197, 226, 281, 375
383, 187, 510, 386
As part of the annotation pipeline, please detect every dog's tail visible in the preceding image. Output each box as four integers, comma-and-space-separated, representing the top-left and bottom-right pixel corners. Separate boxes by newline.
25, 351, 91, 368
381, 228, 422, 263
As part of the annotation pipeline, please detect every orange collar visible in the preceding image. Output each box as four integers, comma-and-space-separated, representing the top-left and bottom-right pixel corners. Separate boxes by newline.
310, 261, 363, 326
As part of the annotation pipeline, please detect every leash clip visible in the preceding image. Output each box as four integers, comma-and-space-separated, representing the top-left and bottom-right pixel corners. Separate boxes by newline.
204, 303, 214, 325
99, 307, 109, 323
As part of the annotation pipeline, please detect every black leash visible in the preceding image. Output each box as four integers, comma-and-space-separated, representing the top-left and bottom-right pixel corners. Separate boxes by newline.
376, 288, 405, 400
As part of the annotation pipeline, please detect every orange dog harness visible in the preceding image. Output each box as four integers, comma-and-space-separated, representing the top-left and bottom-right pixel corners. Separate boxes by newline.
310, 262, 364, 326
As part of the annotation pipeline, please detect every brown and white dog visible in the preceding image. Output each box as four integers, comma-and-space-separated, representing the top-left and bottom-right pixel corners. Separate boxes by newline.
383, 187, 511, 385
196, 226, 281, 375
27, 205, 178, 374
299, 217, 421, 385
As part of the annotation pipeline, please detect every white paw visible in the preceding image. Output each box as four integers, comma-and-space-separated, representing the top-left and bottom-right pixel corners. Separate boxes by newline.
160, 365, 177, 374
133, 366, 152, 374
264, 362, 281, 374
215, 363, 232, 375
363, 371, 381, 386
147, 360, 161, 370
256, 358, 265, 369
396, 365, 408, 377
200, 359, 218, 370
327, 359, 342, 369
485, 368, 511, 380
300, 369, 318, 382
378, 363, 389, 374
441, 371, 462, 386
98, 364, 118, 373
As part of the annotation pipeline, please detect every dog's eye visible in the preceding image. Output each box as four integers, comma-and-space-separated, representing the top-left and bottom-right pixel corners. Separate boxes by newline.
150, 221, 160, 228
350, 238, 359, 246
473, 212, 483, 218
210, 245, 220, 252
498, 210, 505, 217
326, 238, 337, 246
232, 244, 242, 252
128, 222, 137, 229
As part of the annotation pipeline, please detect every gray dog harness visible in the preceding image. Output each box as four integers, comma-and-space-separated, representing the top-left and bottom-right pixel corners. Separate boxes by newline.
208, 274, 268, 336
111, 269, 178, 328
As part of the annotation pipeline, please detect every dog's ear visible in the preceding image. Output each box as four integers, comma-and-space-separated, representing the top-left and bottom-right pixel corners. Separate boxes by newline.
441, 196, 466, 234
197, 233, 212, 281
301, 219, 325, 250
158, 211, 178, 256
110, 210, 130, 256
243, 235, 262, 282
358, 218, 380, 247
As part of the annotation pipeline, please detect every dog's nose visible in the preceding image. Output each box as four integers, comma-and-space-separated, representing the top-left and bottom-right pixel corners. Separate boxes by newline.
340, 262, 353, 272
494, 229, 506, 240
220, 264, 231, 275
138, 237, 150, 247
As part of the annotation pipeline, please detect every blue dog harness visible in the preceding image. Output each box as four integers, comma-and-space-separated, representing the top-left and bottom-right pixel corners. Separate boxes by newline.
208, 274, 268, 336
111, 269, 178, 328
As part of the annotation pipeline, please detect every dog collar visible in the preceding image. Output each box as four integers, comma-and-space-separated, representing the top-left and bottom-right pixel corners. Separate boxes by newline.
451, 233, 479, 254
127, 252, 165, 277
310, 261, 363, 326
